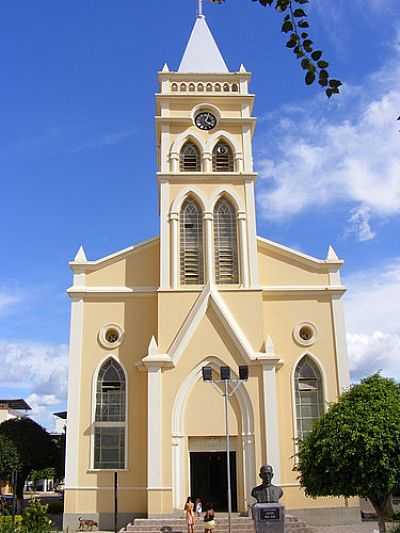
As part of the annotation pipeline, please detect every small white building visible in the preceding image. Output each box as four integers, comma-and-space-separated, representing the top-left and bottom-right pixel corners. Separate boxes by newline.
0, 399, 31, 423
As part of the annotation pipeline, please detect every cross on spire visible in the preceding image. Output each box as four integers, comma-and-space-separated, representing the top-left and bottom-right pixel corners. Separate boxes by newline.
197, 0, 204, 18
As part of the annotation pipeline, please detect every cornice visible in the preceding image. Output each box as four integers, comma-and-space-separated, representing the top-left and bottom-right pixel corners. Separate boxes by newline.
69, 236, 159, 273
158, 72, 252, 81
155, 93, 255, 100
262, 285, 346, 296
257, 236, 343, 270
157, 172, 257, 183
156, 116, 256, 126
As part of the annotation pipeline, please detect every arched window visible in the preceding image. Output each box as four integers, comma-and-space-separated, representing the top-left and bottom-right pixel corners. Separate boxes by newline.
206, 83, 213, 92
215, 83, 221, 92
212, 141, 234, 172
232, 83, 239, 92
295, 356, 324, 440
180, 142, 201, 172
171, 83, 178, 92
180, 199, 204, 285
198, 83, 204, 92
94, 358, 126, 469
189, 83, 195, 92
223, 83, 230, 92
214, 198, 239, 284
180, 83, 187, 92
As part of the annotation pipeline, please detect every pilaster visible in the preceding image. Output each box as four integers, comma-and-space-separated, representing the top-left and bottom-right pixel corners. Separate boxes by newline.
64, 297, 85, 489
261, 361, 281, 484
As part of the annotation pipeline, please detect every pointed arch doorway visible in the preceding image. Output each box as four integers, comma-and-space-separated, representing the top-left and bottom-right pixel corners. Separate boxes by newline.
171, 357, 256, 513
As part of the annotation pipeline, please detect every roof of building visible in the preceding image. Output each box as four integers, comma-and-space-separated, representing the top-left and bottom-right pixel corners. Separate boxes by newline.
53, 411, 67, 419
178, 15, 229, 73
0, 399, 31, 411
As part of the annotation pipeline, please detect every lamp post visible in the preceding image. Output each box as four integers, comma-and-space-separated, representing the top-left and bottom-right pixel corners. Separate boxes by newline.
202, 365, 249, 533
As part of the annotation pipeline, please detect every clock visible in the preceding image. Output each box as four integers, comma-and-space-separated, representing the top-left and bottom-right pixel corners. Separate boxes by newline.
195, 112, 217, 131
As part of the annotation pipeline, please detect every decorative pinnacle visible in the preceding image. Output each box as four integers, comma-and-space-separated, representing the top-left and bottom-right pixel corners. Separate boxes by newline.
197, 0, 204, 18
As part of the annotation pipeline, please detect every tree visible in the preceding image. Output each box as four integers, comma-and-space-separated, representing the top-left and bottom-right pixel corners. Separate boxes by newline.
0, 418, 57, 509
0, 435, 20, 482
211, 0, 342, 96
297, 374, 400, 533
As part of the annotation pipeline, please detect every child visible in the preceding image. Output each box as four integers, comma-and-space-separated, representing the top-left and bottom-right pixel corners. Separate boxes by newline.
195, 498, 203, 518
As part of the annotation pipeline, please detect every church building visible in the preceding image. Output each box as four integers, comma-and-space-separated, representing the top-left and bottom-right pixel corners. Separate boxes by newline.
64, 7, 353, 530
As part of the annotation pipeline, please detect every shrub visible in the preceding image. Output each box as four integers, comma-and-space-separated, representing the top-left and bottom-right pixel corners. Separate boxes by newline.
21, 499, 52, 533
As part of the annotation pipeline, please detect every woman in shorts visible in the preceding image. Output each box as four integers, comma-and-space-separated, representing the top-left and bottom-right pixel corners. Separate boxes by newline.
203, 505, 216, 533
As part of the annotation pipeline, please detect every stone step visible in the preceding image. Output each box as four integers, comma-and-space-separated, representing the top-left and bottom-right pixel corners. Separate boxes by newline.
121, 515, 311, 533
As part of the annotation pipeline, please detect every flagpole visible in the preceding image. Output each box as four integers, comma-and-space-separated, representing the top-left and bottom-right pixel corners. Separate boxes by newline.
198, 0, 203, 17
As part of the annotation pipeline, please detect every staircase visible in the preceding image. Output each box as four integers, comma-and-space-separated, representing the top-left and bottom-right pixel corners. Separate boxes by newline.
120, 515, 311, 533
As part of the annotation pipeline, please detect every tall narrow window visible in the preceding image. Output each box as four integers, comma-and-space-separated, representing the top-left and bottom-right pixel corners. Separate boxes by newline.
180, 199, 204, 285
295, 356, 324, 440
180, 142, 201, 172
94, 358, 126, 469
214, 198, 239, 284
212, 142, 234, 172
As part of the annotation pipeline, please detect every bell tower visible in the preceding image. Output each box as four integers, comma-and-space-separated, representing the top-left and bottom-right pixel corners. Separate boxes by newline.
156, 11, 259, 290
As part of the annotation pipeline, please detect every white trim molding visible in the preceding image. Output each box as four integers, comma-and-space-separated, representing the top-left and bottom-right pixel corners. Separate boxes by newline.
261, 361, 281, 484
331, 295, 351, 393
147, 366, 163, 488
290, 352, 329, 459
90, 355, 129, 471
65, 298, 84, 488
171, 357, 256, 511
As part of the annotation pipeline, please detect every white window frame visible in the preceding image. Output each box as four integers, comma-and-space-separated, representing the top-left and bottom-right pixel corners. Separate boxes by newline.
90, 354, 129, 471
291, 352, 328, 458
179, 198, 205, 285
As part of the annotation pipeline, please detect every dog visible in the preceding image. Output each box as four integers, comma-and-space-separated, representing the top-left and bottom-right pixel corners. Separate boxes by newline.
78, 517, 98, 531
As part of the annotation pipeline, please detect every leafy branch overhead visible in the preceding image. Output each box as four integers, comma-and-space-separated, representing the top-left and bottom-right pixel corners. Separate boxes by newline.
211, 0, 342, 97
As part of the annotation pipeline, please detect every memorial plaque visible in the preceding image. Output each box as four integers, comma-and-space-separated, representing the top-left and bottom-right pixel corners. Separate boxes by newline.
253, 503, 285, 533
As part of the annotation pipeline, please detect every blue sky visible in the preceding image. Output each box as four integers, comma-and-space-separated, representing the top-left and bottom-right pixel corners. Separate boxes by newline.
0, 0, 399, 428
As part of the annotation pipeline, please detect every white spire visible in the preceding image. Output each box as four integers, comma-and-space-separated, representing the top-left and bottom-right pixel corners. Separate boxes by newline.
74, 245, 87, 263
178, 16, 229, 73
326, 245, 339, 261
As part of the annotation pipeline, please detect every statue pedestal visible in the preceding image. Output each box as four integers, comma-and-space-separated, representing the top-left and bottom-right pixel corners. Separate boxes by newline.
252, 503, 285, 533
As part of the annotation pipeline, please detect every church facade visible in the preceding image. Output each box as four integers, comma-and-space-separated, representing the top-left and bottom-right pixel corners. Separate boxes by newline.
64, 12, 353, 530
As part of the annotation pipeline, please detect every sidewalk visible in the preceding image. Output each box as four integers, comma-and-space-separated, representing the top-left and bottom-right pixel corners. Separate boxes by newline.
311, 524, 380, 533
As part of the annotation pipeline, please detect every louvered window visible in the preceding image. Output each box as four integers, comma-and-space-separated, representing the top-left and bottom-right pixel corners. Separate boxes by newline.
180, 142, 201, 172
180, 199, 204, 285
94, 358, 126, 469
212, 142, 234, 172
214, 199, 239, 284
295, 356, 324, 440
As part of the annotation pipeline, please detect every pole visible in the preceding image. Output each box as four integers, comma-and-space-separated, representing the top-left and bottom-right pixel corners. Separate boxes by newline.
198, 0, 203, 17
114, 472, 118, 533
224, 380, 232, 533
11, 471, 16, 524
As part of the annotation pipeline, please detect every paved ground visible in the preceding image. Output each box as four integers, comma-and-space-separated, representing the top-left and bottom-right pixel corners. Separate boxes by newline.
311, 524, 381, 533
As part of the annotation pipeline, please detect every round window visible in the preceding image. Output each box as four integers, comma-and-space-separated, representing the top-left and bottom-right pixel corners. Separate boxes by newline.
98, 324, 125, 349
293, 322, 317, 346
105, 328, 120, 344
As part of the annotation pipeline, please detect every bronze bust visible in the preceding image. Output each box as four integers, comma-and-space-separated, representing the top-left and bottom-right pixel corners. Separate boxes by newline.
251, 465, 283, 503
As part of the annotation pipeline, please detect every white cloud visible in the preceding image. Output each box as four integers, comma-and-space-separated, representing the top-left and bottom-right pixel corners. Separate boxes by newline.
256, 37, 400, 239
344, 258, 400, 380
346, 206, 376, 241
0, 291, 21, 313
0, 341, 68, 427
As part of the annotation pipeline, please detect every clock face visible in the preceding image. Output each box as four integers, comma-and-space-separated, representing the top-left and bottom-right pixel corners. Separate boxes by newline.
195, 112, 217, 131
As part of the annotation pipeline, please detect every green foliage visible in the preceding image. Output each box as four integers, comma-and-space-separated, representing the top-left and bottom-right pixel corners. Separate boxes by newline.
297, 374, 400, 532
390, 524, 400, 533
21, 499, 52, 533
0, 435, 20, 480
0, 418, 57, 500
210, 0, 342, 97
